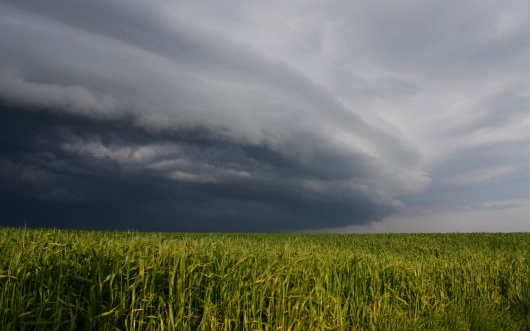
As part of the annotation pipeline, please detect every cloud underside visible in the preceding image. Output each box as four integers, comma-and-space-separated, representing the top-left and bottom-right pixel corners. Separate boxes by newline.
0, 107, 403, 231
0, 0, 529, 231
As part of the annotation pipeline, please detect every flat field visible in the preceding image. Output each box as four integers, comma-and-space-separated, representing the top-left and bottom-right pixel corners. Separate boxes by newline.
0, 228, 528, 331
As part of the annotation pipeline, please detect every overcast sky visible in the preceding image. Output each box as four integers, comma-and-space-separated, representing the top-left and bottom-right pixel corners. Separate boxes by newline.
0, 0, 528, 232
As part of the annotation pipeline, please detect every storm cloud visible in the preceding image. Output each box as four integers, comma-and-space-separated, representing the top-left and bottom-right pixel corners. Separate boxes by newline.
0, 0, 528, 231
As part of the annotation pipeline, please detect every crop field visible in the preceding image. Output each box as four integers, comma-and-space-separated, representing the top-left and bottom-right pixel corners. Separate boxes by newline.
0, 228, 528, 331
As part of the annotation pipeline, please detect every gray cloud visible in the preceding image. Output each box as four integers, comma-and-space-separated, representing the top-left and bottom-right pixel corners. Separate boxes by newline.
0, 0, 528, 231
0, 107, 399, 231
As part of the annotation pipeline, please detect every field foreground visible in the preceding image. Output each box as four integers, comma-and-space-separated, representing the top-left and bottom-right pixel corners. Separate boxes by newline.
0, 228, 529, 331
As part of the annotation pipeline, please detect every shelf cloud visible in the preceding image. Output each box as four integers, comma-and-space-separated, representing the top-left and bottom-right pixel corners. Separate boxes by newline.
0, 0, 528, 231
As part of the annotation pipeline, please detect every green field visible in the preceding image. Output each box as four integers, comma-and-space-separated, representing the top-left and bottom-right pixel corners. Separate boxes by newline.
0, 228, 528, 331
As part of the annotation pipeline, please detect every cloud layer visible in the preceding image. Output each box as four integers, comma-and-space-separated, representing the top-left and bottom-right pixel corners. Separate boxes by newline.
0, 0, 528, 231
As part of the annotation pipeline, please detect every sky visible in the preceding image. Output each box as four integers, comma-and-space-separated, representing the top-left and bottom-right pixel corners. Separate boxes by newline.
0, 0, 528, 232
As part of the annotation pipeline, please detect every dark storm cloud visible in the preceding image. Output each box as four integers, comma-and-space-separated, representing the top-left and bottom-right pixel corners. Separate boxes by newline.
0, 106, 397, 231
1, 0, 528, 231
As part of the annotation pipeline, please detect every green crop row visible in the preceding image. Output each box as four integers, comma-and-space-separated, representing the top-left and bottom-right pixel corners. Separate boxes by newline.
0, 228, 528, 330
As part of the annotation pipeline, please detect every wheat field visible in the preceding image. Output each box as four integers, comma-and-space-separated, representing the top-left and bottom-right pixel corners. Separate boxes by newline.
0, 227, 528, 330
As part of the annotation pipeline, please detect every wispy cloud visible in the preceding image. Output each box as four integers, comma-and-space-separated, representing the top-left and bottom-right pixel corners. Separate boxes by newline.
446, 166, 514, 186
